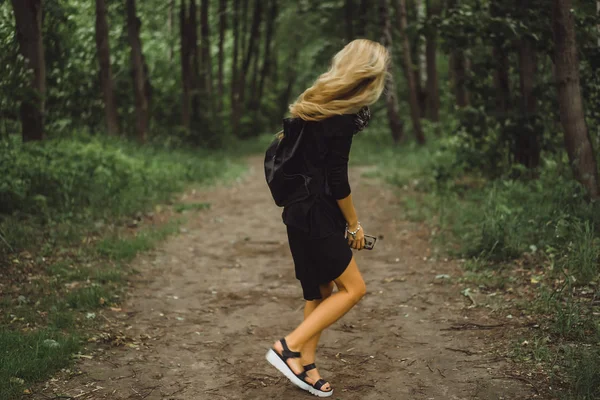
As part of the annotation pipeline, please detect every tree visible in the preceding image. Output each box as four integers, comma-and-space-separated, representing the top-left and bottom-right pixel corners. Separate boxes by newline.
168, 0, 175, 62
180, 0, 191, 131
552, 0, 600, 198
95, 0, 119, 135
200, 0, 213, 97
356, 0, 369, 37
425, 0, 441, 122
231, 0, 241, 129
345, 0, 354, 42
217, 0, 227, 113
258, 0, 277, 102
447, 0, 469, 108
380, 0, 404, 143
514, 0, 540, 168
396, 0, 425, 144
490, 2, 510, 115
126, 0, 150, 142
11, 0, 45, 142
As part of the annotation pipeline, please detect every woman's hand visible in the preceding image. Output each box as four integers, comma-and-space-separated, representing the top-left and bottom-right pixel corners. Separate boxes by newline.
347, 222, 365, 250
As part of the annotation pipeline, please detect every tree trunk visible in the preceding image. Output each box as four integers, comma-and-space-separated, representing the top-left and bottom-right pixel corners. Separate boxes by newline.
239, 0, 262, 110
425, 0, 440, 122
396, 0, 425, 144
231, 0, 240, 130
450, 50, 469, 107
380, 0, 404, 143
95, 0, 119, 135
180, 0, 191, 131
514, 35, 540, 168
552, 0, 600, 198
258, 0, 277, 102
491, 2, 510, 115
415, 0, 427, 92
356, 0, 369, 37
200, 0, 213, 97
447, 0, 469, 108
217, 0, 226, 113
168, 0, 174, 62
345, 0, 354, 42
189, 0, 200, 114
126, 0, 149, 142
492, 44, 510, 114
11, 0, 45, 142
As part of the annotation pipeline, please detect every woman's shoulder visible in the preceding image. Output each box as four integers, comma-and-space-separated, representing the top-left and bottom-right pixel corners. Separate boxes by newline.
314, 114, 357, 138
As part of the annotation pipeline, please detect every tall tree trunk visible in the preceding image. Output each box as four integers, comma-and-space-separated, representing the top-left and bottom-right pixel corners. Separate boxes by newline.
491, 2, 510, 115
239, 0, 262, 111
415, 0, 427, 95
200, 0, 213, 97
217, 0, 226, 113
552, 0, 600, 198
380, 0, 404, 143
425, 0, 440, 122
396, 0, 425, 144
447, 0, 469, 108
356, 0, 369, 37
168, 0, 174, 62
279, 44, 300, 119
180, 0, 191, 131
345, 0, 354, 42
231, 0, 240, 130
514, 34, 540, 168
126, 0, 149, 142
450, 50, 469, 107
492, 44, 510, 114
11, 0, 45, 142
95, 0, 119, 135
258, 0, 277, 102
189, 0, 200, 114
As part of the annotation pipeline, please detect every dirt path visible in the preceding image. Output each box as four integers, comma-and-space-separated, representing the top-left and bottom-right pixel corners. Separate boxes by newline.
39, 157, 535, 400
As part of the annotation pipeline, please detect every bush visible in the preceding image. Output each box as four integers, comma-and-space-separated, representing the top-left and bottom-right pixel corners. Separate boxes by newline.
0, 133, 246, 253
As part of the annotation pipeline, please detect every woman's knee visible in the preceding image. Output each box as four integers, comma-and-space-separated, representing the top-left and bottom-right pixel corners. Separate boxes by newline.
352, 279, 367, 302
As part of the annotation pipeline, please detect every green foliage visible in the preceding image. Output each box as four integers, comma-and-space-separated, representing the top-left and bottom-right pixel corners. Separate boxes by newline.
0, 133, 245, 254
96, 220, 181, 262
0, 329, 79, 399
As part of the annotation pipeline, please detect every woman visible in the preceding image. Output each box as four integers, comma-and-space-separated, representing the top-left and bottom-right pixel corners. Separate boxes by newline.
265, 39, 389, 397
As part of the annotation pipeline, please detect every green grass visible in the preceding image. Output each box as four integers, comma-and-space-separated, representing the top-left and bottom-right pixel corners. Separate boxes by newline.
0, 132, 258, 399
96, 220, 181, 261
0, 329, 80, 398
350, 122, 600, 398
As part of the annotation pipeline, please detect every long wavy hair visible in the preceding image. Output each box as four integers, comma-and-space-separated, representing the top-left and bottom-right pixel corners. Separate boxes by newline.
289, 39, 390, 121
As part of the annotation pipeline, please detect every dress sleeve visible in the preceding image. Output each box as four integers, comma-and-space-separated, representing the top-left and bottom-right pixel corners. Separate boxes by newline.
327, 126, 353, 200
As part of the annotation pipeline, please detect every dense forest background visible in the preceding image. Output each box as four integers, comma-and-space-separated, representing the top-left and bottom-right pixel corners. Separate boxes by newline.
1, 0, 600, 399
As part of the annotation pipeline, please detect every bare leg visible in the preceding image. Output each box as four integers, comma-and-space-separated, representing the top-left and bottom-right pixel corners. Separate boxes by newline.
272, 258, 366, 376
299, 282, 335, 390
300, 281, 334, 364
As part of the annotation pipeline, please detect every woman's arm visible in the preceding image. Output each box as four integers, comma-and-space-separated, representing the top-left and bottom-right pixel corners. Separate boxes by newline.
328, 126, 365, 250
336, 194, 365, 250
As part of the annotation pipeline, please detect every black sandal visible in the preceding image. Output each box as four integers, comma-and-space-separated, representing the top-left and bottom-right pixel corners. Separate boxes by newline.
265, 338, 311, 392
302, 363, 334, 397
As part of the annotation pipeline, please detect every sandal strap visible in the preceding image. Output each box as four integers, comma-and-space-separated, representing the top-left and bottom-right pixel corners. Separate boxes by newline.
303, 363, 317, 372
279, 338, 301, 360
313, 379, 331, 391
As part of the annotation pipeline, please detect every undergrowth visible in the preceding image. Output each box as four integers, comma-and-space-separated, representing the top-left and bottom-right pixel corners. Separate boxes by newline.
352, 120, 600, 399
0, 132, 256, 399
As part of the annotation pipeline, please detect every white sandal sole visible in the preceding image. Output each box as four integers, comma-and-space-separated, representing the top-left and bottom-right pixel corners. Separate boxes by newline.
307, 385, 334, 397
266, 349, 311, 391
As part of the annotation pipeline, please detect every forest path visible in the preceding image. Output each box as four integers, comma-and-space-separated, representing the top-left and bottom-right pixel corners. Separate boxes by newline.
40, 156, 535, 400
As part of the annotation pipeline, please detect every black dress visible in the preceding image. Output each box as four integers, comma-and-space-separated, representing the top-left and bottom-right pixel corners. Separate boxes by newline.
282, 110, 369, 301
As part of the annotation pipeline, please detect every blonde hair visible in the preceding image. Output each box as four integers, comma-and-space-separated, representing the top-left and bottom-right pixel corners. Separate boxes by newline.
289, 39, 389, 121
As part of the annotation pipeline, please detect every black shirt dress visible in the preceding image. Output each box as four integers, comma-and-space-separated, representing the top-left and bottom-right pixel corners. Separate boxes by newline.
281, 111, 368, 301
